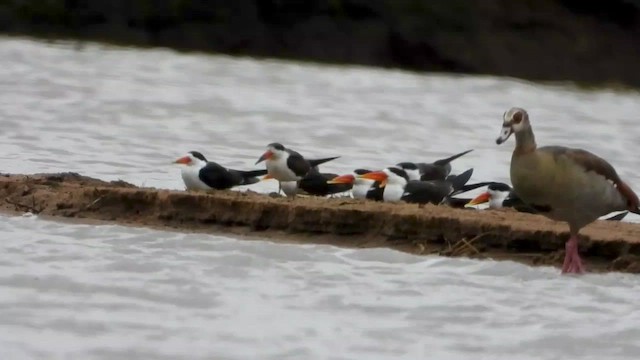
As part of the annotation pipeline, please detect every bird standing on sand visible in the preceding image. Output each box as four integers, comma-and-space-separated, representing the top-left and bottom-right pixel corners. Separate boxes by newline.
255, 142, 339, 196
496, 107, 640, 274
174, 151, 267, 191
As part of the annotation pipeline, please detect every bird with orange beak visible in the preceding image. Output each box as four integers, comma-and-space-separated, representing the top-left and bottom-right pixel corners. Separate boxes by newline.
255, 142, 339, 196
356, 167, 480, 204
466, 182, 515, 209
174, 151, 268, 191
327, 169, 383, 200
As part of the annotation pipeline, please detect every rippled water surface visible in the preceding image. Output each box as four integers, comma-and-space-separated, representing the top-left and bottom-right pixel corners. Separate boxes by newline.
1, 37, 640, 359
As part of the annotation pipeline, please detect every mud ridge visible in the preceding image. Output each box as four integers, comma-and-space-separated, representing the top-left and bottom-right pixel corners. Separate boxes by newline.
2, 172, 640, 274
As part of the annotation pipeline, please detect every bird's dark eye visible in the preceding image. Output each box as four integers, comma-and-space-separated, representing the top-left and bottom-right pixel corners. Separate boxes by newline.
512, 112, 523, 124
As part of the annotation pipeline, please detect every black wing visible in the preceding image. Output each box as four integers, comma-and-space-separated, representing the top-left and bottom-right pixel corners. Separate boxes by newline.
285, 149, 313, 177
229, 168, 268, 186
308, 156, 340, 168
199, 162, 242, 190
446, 168, 473, 193
444, 197, 473, 208
502, 192, 539, 214
455, 181, 495, 195
401, 181, 452, 204
434, 149, 473, 165
605, 212, 628, 221
418, 149, 474, 180
366, 183, 384, 201
418, 164, 448, 181
299, 171, 352, 196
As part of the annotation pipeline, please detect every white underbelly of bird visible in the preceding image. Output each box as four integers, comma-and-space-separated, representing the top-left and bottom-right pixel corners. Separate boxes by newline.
280, 181, 299, 197
267, 160, 300, 181
181, 168, 209, 190
383, 184, 405, 202
352, 180, 373, 199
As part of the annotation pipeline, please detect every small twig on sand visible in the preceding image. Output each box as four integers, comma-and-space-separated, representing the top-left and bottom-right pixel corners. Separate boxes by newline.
451, 238, 481, 256
84, 195, 105, 210
450, 232, 495, 256
5, 197, 42, 214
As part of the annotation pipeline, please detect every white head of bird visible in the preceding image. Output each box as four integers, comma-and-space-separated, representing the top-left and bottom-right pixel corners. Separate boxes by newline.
255, 142, 287, 164
174, 151, 207, 168
487, 186, 510, 208
496, 107, 530, 145
356, 167, 409, 188
466, 182, 512, 209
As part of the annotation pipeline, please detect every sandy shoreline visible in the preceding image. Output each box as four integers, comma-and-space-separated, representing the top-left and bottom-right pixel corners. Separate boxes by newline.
2, 172, 640, 274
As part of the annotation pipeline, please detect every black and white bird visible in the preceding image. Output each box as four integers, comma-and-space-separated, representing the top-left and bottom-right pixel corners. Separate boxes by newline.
255, 142, 339, 196
174, 151, 267, 191
465, 182, 629, 221
465, 182, 527, 211
276, 165, 350, 198
297, 168, 353, 197
396, 149, 474, 181
356, 167, 481, 204
328, 169, 384, 201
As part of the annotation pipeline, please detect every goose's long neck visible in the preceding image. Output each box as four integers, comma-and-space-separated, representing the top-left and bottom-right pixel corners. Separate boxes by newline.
514, 125, 537, 155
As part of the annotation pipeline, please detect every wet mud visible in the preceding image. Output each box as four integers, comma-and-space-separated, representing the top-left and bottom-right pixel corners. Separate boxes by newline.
2, 172, 640, 274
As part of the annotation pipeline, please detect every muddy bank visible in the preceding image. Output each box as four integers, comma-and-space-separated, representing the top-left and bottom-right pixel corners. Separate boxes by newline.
2, 172, 640, 273
1, 1, 640, 87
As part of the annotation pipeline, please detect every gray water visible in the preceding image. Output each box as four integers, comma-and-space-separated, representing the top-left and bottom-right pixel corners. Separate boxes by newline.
1, 37, 640, 359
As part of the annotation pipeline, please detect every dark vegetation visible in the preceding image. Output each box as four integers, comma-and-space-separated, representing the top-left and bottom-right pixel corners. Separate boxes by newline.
1, 0, 640, 86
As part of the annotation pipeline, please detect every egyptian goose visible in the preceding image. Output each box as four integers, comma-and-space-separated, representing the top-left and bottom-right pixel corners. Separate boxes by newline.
465, 182, 628, 221
496, 107, 640, 274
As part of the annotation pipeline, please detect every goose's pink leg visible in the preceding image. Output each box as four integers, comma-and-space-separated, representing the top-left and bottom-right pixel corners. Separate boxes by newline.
562, 235, 585, 274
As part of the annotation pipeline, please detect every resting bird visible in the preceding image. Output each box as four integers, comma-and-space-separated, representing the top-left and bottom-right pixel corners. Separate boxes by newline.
396, 149, 473, 181
174, 151, 267, 191
327, 169, 384, 201
355, 167, 483, 204
295, 168, 353, 197
496, 107, 639, 274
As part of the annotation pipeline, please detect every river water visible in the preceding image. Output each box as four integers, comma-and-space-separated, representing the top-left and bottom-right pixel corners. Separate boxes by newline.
0, 37, 639, 359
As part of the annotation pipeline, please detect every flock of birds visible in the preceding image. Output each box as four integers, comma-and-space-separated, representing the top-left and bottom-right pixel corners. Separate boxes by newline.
174, 107, 640, 274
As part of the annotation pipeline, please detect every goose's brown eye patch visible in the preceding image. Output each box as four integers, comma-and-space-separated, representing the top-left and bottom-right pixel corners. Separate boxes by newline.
512, 111, 523, 124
